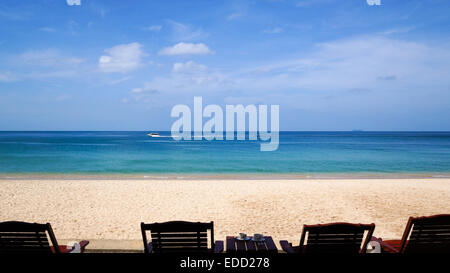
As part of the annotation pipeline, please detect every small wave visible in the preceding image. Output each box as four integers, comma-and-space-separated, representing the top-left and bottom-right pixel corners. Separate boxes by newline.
64, 143, 118, 146
0, 142, 117, 146
136, 140, 175, 143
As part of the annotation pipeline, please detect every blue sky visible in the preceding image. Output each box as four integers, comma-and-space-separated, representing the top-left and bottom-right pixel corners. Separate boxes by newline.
1, 0, 450, 131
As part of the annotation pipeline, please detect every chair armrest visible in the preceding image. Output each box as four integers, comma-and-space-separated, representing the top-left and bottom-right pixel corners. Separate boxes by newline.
214, 240, 224, 253
79, 240, 89, 253
280, 240, 296, 254
371, 237, 399, 253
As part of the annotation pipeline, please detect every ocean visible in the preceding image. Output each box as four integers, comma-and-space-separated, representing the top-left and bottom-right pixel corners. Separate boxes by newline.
0, 131, 449, 177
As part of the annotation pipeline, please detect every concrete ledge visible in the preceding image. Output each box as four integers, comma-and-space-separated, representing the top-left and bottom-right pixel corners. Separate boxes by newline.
59, 239, 143, 253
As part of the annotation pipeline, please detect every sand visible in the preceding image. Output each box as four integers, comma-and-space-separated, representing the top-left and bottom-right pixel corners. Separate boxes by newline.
1, 178, 449, 251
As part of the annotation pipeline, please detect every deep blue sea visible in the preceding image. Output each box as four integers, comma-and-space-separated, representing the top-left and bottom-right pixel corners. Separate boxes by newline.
0, 131, 449, 176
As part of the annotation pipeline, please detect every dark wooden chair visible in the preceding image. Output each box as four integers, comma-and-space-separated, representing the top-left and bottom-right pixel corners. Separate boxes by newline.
280, 222, 375, 254
141, 221, 223, 253
0, 221, 89, 254
372, 214, 450, 253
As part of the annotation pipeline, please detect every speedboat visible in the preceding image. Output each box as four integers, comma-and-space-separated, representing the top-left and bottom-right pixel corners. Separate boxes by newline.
147, 132, 160, 137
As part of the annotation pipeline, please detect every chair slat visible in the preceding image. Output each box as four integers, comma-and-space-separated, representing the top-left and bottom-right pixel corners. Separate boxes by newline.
0, 221, 60, 254
152, 247, 209, 253
0, 232, 47, 237
402, 214, 450, 253
150, 232, 207, 238
154, 242, 208, 247
411, 229, 450, 235
152, 237, 207, 243
0, 233, 47, 239
142, 221, 214, 253
408, 238, 450, 243
300, 222, 375, 253
0, 240, 50, 245
308, 234, 364, 240
307, 239, 363, 244
0, 247, 53, 253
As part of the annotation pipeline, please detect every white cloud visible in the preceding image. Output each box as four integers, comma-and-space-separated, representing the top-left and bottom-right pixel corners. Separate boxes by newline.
98, 42, 144, 73
227, 12, 244, 20
0, 10, 28, 20
158, 42, 212, 56
382, 26, 414, 35
231, 36, 450, 98
366, 0, 381, 6
129, 70, 230, 100
127, 35, 450, 112
19, 49, 84, 67
143, 25, 162, 32
296, 0, 335, 8
108, 76, 132, 85
27, 70, 78, 79
128, 84, 161, 105
167, 20, 207, 41
66, 0, 81, 6
172, 61, 207, 73
131, 85, 159, 94
0, 71, 16, 82
39, 27, 55, 32
0, 49, 85, 81
68, 20, 79, 35
263, 27, 284, 34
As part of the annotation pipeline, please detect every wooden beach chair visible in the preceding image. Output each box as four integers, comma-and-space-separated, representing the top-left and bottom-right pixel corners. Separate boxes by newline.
141, 221, 223, 253
280, 222, 375, 253
371, 214, 450, 253
0, 221, 89, 254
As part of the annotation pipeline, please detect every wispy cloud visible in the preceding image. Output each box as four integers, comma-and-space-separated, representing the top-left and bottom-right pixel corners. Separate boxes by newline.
227, 12, 244, 20
158, 42, 213, 56
382, 26, 415, 35
131, 85, 159, 94
0, 9, 29, 20
0, 71, 16, 82
128, 85, 161, 105
295, 0, 335, 8
1, 49, 86, 81
19, 49, 84, 67
98, 42, 145, 73
142, 25, 162, 32
108, 76, 132, 85
263, 27, 284, 34
68, 20, 79, 35
128, 35, 450, 110
66, 0, 81, 6
38, 27, 56, 32
237, 36, 450, 93
172, 61, 207, 73
166, 20, 207, 41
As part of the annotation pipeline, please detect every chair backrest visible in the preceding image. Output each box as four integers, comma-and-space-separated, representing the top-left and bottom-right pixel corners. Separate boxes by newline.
400, 214, 450, 253
0, 221, 60, 254
299, 222, 375, 253
141, 221, 214, 253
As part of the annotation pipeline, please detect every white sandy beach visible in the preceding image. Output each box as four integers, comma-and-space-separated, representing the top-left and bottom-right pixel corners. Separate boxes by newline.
1, 178, 450, 251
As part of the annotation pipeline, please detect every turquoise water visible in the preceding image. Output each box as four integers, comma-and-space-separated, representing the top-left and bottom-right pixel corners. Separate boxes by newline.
0, 131, 449, 175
